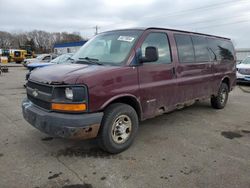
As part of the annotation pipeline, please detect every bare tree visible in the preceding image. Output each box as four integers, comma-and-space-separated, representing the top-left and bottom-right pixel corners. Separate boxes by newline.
0, 30, 84, 53
0, 31, 15, 49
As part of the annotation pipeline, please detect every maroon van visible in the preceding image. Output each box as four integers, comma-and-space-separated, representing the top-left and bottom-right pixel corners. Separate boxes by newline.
22, 27, 236, 153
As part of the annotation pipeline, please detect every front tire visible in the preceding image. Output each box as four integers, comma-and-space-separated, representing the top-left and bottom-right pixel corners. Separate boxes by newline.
98, 103, 139, 154
211, 83, 229, 109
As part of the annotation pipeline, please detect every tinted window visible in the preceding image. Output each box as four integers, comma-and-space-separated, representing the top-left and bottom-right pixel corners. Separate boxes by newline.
141, 33, 171, 64
175, 34, 195, 63
207, 39, 219, 60
14, 51, 21, 57
192, 36, 210, 62
219, 40, 234, 60
208, 38, 234, 61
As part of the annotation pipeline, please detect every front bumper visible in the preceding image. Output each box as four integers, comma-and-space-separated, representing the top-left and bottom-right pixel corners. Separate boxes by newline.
22, 98, 103, 140
26, 72, 31, 80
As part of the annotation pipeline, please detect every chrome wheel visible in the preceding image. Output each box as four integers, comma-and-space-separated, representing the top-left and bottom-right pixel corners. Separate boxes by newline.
111, 115, 132, 144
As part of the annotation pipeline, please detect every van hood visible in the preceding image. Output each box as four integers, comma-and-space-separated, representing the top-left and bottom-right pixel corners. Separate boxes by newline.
237, 63, 250, 69
28, 62, 53, 68
29, 63, 119, 85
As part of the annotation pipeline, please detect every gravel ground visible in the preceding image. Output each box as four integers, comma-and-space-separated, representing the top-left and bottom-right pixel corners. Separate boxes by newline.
0, 67, 250, 188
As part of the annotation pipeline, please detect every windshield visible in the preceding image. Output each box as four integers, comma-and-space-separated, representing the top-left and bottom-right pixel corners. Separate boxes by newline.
242, 57, 250, 64
72, 30, 142, 65
36, 54, 47, 60
51, 53, 73, 64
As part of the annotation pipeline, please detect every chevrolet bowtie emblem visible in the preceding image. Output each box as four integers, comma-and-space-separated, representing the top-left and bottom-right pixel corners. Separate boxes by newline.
32, 89, 38, 97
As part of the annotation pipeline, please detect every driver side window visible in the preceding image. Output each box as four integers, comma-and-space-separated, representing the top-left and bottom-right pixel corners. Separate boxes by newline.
141, 32, 171, 64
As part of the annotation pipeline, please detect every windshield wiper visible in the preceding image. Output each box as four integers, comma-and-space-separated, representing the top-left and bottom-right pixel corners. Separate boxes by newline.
67, 57, 76, 63
77, 57, 103, 65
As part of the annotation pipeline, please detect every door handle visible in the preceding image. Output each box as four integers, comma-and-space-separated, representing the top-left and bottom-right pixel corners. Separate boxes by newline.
172, 67, 176, 75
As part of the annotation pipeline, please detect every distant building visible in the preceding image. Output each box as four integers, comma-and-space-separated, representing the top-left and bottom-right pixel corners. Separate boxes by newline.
53, 40, 87, 54
236, 48, 250, 62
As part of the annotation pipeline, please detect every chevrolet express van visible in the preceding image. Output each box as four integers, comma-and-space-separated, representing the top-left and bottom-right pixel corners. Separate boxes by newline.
22, 28, 236, 153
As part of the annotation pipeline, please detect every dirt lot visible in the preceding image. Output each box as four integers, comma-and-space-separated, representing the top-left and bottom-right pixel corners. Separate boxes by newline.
0, 67, 250, 188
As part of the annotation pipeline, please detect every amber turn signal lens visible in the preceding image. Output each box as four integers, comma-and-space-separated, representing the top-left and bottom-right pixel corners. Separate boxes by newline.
51, 103, 87, 112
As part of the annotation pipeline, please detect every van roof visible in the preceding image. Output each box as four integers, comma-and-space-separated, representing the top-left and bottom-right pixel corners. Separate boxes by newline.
105, 27, 231, 40
146, 27, 231, 40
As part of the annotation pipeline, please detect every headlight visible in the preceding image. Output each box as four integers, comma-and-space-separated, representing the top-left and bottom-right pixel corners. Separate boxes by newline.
64, 87, 86, 102
65, 88, 73, 100
52, 86, 88, 112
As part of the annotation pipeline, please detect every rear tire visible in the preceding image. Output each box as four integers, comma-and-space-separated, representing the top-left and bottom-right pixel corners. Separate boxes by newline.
211, 83, 229, 109
98, 103, 139, 154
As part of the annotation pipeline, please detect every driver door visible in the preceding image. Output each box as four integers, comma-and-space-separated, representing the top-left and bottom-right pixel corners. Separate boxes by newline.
138, 31, 177, 119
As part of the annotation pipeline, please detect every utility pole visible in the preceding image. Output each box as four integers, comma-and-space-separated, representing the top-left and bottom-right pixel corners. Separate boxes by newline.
94, 25, 100, 35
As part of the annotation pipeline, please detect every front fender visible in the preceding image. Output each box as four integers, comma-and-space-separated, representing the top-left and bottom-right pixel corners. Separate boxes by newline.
100, 93, 141, 110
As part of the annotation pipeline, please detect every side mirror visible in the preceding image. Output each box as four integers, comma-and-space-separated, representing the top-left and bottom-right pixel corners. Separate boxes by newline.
141, 46, 158, 63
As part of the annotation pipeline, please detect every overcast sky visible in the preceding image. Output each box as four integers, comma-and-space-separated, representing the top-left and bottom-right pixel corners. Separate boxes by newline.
0, 0, 250, 48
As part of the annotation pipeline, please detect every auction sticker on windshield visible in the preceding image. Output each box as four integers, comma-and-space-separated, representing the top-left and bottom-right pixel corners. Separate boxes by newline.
118, 36, 135, 42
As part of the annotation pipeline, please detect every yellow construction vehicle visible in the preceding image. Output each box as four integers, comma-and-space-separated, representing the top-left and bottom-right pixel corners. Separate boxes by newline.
10, 49, 28, 63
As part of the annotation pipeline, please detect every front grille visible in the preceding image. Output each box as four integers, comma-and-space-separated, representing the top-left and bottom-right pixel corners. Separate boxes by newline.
26, 81, 53, 110
238, 68, 250, 75
28, 94, 51, 110
26, 81, 53, 94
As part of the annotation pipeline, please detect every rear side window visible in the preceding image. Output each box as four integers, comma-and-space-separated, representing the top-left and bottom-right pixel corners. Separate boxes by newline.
219, 40, 234, 60
175, 34, 195, 63
208, 38, 234, 61
191, 36, 210, 62
141, 32, 171, 64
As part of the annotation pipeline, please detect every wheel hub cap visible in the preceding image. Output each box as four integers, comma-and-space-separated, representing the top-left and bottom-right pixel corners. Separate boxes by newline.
220, 89, 227, 103
111, 115, 132, 144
